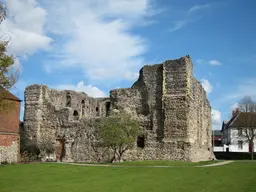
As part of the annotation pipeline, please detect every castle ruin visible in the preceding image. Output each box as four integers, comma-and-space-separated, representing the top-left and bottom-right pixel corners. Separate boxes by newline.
23, 56, 214, 162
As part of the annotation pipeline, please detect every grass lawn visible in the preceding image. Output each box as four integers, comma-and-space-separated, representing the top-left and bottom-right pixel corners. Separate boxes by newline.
74, 160, 221, 167
112, 160, 221, 166
0, 161, 255, 192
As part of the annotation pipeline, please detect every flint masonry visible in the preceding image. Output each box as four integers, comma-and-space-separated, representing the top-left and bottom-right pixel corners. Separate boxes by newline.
24, 56, 214, 162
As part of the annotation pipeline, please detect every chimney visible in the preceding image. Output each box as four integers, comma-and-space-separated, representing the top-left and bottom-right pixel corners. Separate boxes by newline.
232, 108, 239, 117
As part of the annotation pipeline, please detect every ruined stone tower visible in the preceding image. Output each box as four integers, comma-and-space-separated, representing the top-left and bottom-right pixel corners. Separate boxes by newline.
24, 56, 214, 162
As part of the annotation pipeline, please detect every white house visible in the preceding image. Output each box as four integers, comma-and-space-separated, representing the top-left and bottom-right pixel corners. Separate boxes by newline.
221, 108, 256, 153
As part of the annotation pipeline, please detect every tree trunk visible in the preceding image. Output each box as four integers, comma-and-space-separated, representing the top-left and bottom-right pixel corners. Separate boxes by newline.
116, 150, 122, 162
118, 154, 122, 162
110, 154, 116, 163
118, 146, 128, 162
117, 149, 123, 162
110, 149, 116, 163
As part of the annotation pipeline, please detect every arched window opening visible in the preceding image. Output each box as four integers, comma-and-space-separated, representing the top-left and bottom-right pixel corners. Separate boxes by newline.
105, 102, 111, 117
66, 93, 71, 107
137, 135, 145, 148
81, 100, 85, 116
96, 107, 99, 116
73, 110, 79, 120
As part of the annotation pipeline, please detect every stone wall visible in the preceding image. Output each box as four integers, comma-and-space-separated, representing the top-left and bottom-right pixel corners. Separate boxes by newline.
187, 79, 213, 161
23, 56, 214, 162
0, 134, 19, 163
24, 85, 111, 162
110, 56, 214, 161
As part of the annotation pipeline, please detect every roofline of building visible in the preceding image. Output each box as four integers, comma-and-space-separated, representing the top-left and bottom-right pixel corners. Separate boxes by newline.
221, 112, 241, 132
1, 97, 22, 102
0, 86, 22, 101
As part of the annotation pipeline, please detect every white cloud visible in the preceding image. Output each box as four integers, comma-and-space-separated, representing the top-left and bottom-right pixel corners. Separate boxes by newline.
0, 0, 52, 56
7, 57, 22, 77
211, 109, 222, 130
12, 58, 22, 72
123, 71, 139, 81
201, 79, 213, 94
213, 78, 256, 113
196, 59, 222, 66
195, 59, 204, 65
40, 0, 159, 81
54, 81, 107, 98
222, 78, 256, 102
230, 103, 239, 110
169, 4, 211, 32
209, 60, 222, 66
188, 4, 211, 14
169, 20, 187, 32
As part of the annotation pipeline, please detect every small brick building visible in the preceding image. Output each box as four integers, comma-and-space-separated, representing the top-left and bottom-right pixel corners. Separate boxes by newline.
0, 86, 21, 163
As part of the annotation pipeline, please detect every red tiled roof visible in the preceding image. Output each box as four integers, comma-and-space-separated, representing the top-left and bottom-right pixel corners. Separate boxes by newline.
0, 86, 21, 102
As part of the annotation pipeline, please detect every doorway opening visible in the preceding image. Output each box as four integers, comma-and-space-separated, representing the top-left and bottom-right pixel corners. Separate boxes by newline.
105, 102, 111, 116
56, 139, 65, 162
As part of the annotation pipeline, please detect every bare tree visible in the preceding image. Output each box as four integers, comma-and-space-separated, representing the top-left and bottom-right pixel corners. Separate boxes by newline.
232, 96, 256, 160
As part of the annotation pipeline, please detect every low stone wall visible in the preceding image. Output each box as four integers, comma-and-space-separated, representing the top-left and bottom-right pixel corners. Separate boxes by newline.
0, 134, 19, 163
214, 152, 256, 160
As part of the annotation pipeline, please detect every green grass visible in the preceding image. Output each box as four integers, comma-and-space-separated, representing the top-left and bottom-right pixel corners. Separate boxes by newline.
112, 160, 221, 166
0, 161, 256, 192
74, 160, 221, 166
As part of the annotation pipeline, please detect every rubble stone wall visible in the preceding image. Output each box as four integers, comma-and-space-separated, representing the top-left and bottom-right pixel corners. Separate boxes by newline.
24, 85, 110, 162
23, 56, 214, 162
0, 134, 19, 163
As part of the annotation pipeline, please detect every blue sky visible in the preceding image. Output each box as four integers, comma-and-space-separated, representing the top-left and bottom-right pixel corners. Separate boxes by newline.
1, 0, 256, 129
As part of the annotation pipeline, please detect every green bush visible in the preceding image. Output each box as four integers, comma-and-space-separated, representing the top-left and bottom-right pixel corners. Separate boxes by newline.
0, 161, 9, 165
20, 151, 40, 163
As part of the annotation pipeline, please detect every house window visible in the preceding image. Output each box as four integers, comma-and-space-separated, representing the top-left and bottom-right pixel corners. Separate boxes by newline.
238, 141, 243, 149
